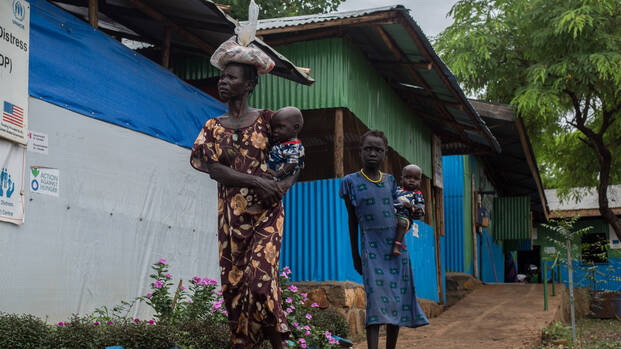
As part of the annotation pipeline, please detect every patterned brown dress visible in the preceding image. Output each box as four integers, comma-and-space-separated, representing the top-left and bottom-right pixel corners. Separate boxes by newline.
190, 110, 290, 347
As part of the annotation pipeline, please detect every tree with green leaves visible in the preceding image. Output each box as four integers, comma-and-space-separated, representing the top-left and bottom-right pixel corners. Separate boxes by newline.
435, 0, 621, 234
220, 0, 344, 20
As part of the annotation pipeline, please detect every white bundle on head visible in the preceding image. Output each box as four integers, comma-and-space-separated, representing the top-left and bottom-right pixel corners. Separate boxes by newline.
210, 0, 275, 74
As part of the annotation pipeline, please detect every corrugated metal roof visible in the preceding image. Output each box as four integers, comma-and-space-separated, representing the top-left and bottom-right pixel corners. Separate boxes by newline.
51, 0, 314, 85
255, 5, 403, 30
254, 6, 500, 154
546, 186, 621, 211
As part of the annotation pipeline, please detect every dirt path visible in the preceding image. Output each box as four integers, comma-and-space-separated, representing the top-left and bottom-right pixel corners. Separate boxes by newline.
354, 283, 563, 349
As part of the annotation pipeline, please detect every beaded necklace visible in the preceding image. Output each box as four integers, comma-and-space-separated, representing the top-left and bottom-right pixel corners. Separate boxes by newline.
360, 169, 382, 183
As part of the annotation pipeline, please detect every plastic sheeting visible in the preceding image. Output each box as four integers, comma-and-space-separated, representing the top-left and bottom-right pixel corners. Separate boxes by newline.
0, 98, 220, 321
28, 0, 226, 149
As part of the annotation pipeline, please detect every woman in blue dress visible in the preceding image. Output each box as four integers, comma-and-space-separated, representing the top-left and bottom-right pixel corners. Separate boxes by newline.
339, 130, 428, 349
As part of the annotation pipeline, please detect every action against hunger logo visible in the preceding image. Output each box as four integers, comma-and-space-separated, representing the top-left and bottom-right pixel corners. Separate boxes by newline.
13, 0, 25, 22
0, 168, 15, 198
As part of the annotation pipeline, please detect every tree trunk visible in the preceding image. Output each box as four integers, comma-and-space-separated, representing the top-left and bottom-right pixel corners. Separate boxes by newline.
595, 145, 621, 235
580, 126, 621, 236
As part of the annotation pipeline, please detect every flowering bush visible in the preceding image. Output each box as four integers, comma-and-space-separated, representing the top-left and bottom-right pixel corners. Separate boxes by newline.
1, 259, 349, 348
279, 267, 341, 349
94, 258, 227, 327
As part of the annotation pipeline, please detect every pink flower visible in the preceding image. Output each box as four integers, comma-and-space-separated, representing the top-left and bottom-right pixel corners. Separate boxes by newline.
288, 285, 298, 293
145, 292, 152, 298
134, 318, 140, 323
305, 330, 310, 336
329, 338, 339, 344
186, 299, 193, 303
304, 325, 311, 330
107, 321, 114, 325
153, 280, 164, 289
301, 344, 306, 349
293, 322, 299, 328
325, 331, 332, 339
283, 266, 291, 275
286, 307, 293, 314
280, 272, 288, 278
222, 310, 228, 316
212, 299, 224, 311
218, 290, 223, 295
298, 338, 306, 343
207, 278, 218, 286
180, 285, 187, 291
165, 273, 171, 279
57, 322, 64, 326
301, 292, 307, 299
148, 320, 155, 324
93, 321, 100, 326
311, 303, 319, 308
157, 258, 167, 265
192, 276, 201, 284
286, 297, 293, 303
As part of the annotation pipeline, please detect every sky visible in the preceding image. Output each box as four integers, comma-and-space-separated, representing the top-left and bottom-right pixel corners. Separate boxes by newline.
337, 0, 458, 38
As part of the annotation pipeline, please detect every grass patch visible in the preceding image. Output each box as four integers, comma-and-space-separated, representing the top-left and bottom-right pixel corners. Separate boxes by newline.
541, 319, 621, 348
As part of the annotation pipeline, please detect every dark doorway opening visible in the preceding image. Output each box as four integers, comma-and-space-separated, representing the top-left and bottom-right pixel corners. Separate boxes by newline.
517, 246, 541, 282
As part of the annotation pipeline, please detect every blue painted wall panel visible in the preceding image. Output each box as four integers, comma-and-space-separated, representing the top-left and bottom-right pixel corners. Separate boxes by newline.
443, 156, 465, 272
479, 229, 504, 283
281, 179, 440, 301
406, 221, 439, 302
554, 258, 621, 292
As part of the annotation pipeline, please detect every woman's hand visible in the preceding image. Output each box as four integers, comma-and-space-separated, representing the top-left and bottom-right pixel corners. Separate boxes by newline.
253, 177, 283, 206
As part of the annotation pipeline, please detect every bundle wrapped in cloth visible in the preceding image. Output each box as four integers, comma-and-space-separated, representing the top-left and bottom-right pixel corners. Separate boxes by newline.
210, 0, 275, 74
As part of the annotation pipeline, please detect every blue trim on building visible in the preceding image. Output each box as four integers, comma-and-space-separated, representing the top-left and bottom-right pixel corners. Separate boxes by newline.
443, 156, 466, 273
479, 229, 504, 283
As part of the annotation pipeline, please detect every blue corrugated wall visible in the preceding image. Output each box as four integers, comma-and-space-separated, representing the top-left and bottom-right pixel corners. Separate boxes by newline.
479, 229, 504, 283
549, 258, 621, 292
443, 156, 466, 273
280, 178, 441, 302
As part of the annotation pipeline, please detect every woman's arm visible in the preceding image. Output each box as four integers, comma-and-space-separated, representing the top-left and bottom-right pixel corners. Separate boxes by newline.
344, 199, 362, 275
206, 163, 283, 206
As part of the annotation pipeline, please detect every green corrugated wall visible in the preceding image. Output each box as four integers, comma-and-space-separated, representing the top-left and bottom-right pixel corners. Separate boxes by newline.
172, 38, 432, 176
492, 196, 531, 240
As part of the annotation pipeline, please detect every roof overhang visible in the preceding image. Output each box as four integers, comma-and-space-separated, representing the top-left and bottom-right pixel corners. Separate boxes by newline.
48, 0, 314, 85
470, 100, 550, 221
254, 6, 500, 154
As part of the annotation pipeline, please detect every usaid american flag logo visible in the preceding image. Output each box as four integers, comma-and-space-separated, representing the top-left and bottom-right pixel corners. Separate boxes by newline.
3, 101, 24, 128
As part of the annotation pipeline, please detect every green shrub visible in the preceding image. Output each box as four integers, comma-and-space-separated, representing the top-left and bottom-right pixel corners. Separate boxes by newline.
310, 309, 350, 339
541, 321, 572, 345
0, 312, 51, 349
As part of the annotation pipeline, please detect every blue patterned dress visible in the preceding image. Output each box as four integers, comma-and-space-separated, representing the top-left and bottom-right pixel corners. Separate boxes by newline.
339, 172, 429, 328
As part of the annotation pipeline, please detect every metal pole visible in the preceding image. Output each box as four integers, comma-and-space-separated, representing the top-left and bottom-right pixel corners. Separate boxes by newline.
566, 239, 576, 343
543, 264, 548, 311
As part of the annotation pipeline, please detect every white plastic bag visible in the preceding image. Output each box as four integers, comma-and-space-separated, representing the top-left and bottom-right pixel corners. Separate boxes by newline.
210, 0, 274, 74
236, 0, 259, 46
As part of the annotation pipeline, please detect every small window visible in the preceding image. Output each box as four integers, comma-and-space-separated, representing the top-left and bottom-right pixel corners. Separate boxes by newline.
581, 233, 608, 264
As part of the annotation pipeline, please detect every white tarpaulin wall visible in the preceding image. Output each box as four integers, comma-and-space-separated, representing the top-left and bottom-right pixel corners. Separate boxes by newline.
0, 97, 219, 321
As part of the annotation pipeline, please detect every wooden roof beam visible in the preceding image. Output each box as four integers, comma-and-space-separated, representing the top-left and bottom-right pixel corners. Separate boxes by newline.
126, 0, 214, 54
